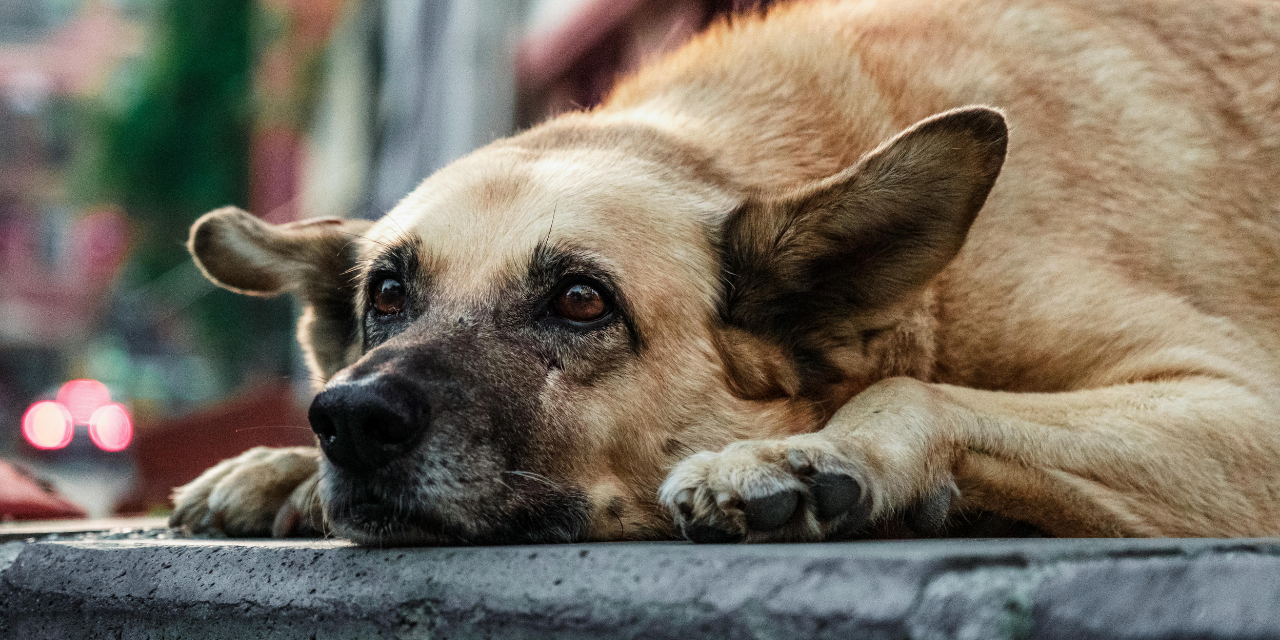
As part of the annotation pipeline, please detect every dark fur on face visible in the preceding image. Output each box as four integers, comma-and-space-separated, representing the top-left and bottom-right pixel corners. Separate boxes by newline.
317, 239, 652, 544
319, 332, 593, 545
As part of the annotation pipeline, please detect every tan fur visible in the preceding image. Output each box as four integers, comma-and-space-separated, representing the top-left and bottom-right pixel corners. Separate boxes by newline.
174, 0, 1280, 541
170, 447, 323, 537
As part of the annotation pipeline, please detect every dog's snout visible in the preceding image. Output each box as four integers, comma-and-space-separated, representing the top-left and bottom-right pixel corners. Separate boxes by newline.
309, 377, 429, 472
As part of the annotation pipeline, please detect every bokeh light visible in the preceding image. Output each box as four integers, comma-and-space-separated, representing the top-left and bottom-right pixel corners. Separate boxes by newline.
22, 401, 74, 450
88, 403, 133, 452
56, 379, 112, 424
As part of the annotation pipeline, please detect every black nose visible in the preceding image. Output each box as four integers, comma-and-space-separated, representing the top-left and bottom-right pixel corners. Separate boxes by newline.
309, 377, 430, 473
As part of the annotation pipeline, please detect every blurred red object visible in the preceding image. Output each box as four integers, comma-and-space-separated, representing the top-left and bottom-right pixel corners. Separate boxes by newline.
88, 403, 133, 452
114, 381, 314, 515
21, 400, 74, 450
0, 460, 87, 521
56, 378, 113, 424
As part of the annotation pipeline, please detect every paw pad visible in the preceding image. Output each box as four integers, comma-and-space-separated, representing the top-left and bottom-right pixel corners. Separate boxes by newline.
810, 472, 863, 521
743, 490, 799, 531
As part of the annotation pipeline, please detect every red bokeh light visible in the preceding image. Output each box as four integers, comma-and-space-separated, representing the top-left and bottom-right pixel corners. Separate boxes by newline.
88, 403, 133, 452
56, 379, 112, 424
22, 401, 74, 450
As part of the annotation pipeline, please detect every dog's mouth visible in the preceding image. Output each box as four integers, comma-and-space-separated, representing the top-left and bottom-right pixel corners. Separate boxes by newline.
322, 470, 592, 546
327, 499, 453, 546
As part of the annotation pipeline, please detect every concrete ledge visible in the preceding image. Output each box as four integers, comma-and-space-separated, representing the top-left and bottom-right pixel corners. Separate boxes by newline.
2, 533, 1280, 639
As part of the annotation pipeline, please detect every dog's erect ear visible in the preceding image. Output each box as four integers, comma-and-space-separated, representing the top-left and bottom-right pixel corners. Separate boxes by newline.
721, 107, 1007, 344
189, 207, 373, 381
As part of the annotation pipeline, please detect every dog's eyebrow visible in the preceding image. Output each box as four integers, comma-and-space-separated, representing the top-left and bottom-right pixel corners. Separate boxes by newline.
353, 234, 427, 289
353, 236, 427, 309
367, 240, 419, 273
528, 241, 645, 352
527, 242, 617, 288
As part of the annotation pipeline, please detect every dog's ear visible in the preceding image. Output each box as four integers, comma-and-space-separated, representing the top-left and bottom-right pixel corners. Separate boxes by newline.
189, 207, 372, 381
188, 207, 371, 297
719, 107, 1007, 388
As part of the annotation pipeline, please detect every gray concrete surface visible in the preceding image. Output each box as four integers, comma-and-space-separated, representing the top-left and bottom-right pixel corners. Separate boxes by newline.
2, 531, 1279, 639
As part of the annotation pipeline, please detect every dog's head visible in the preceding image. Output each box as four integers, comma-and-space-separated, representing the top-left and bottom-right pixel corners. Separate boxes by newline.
188, 107, 1005, 545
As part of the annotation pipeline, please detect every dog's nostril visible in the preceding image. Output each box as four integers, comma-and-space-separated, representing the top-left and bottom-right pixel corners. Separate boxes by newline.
309, 391, 364, 471
308, 401, 336, 440
360, 402, 425, 446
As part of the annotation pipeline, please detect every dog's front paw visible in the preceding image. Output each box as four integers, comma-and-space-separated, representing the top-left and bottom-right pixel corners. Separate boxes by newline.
659, 435, 954, 542
170, 446, 323, 538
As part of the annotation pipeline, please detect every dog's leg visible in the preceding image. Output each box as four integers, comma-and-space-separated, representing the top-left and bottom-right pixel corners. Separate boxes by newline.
662, 376, 1280, 541
170, 446, 325, 538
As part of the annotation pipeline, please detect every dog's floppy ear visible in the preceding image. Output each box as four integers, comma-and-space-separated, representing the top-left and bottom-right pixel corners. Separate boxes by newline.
720, 107, 1007, 386
188, 206, 371, 297
189, 207, 373, 381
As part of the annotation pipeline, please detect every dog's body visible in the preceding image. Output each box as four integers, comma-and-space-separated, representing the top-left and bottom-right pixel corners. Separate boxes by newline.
172, 0, 1280, 543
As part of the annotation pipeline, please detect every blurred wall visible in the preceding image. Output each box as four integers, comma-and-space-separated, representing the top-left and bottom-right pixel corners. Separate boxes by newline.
365, 0, 527, 218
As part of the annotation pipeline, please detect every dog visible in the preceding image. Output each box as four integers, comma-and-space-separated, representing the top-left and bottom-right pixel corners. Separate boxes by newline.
169, 0, 1280, 544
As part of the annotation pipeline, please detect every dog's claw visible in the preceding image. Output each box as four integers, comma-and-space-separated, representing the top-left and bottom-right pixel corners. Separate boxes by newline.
662, 437, 958, 542
674, 488, 696, 519
683, 521, 744, 543
744, 490, 799, 531
810, 472, 862, 521
905, 486, 953, 536
785, 448, 816, 475
272, 503, 302, 538
198, 511, 216, 533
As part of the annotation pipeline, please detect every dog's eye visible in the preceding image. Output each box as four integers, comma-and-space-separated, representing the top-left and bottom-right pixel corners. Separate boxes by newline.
554, 282, 607, 323
373, 278, 405, 315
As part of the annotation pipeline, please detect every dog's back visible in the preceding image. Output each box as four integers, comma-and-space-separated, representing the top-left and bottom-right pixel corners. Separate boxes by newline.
606, 0, 1280, 393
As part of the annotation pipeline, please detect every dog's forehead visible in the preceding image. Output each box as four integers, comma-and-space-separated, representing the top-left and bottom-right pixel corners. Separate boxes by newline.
365, 147, 730, 300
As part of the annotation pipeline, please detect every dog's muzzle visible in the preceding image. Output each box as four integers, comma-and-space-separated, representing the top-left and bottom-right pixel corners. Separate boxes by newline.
308, 375, 429, 473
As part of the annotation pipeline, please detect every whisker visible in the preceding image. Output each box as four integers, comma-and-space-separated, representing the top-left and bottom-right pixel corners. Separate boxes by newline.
341, 232, 394, 251
503, 470, 562, 491
609, 502, 626, 539
382, 214, 413, 247
542, 201, 558, 246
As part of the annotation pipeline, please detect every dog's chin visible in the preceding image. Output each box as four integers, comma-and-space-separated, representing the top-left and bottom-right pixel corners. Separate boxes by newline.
323, 479, 593, 546
328, 500, 591, 546
326, 502, 458, 546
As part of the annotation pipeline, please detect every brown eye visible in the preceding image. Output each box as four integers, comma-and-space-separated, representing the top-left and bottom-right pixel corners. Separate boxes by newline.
554, 283, 607, 323
373, 278, 405, 315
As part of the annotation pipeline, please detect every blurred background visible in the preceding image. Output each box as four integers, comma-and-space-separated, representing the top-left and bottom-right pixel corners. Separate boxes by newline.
0, 0, 771, 521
